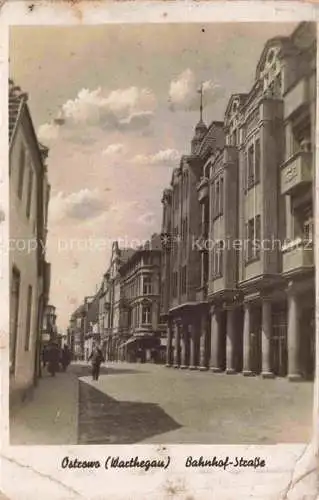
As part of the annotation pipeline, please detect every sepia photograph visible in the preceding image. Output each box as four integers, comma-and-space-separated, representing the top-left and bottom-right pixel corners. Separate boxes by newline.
7, 18, 316, 453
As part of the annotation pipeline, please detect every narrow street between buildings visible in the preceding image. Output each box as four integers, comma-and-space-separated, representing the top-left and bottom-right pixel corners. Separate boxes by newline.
10, 361, 313, 445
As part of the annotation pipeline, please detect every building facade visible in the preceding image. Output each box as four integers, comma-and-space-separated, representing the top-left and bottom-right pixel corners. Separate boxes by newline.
97, 236, 164, 362
68, 303, 86, 360
9, 80, 51, 404
98, 242, 135, 361
162, 22, 316, 380
117, 234, 165, 362
42, 304, 58, 344
83, 292, 100, 360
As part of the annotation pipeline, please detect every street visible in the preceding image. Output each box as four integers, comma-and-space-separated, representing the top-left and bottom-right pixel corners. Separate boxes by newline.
10, 361, 313, 446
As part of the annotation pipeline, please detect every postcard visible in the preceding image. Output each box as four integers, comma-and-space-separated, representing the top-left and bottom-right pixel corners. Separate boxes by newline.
0, 2, 318, 499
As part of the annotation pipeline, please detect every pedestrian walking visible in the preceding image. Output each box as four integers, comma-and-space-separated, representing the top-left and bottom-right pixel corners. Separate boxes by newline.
42, 345, 49, 368
47, 341, 61, 377
88, 344, 105, 381
61, 344, 72, 372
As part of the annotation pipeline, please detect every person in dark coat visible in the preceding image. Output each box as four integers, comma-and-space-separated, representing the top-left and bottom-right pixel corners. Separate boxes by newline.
47, 342, 61, 377
61, 345, 72, 372
88, 344, 105, 381
42, 345, 49, 368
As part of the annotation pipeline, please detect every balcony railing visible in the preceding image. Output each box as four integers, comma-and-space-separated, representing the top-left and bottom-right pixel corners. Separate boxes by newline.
282, 238, 314, 275
281, 151, 313, 196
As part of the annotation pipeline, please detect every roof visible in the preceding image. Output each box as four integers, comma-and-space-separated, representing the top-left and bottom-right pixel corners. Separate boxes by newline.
71, 303, 85, 319
86, 294, 99, 324
120, 248, 136, 263
9, 80, 27, 143
9, 79, 49, 166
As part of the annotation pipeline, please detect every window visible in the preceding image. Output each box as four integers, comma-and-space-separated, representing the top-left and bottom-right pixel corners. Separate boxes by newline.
296, 204, 313, 242
215, 181, 220, 218
172, 272, 178, 297
181, 266, 187, 295
174, 185, 179, 209
182, 217, 188, 255
18, 146, 26, 199
185, 172, 189, 198
212, 240, 224, 278
10, 267, 20, 373
142, 304, 151, 324
246, 215, 261, 262
143, 254, 150, 265
26, 167, 33, 219
248, 144, 254, 188
220, 177, 224, 216
255, 139, 261, 184
304, 219, 314, 243
25, 285, 33, 351
172, 226, 179, 261
212, 176, 224, 219
143, 275, 152, 295
246, 138, 261, 191
292, 116, 311, 154
211, 184, 215, 221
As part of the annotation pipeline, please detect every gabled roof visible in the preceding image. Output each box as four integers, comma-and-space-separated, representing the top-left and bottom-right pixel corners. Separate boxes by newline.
255, 36, 295, 80
86, 294, 99, 324
9, 80, 27, 143
9, 79, 49, 167
224, 93, 248, 120
71, 303, 85, 319
197, 120, 225, 160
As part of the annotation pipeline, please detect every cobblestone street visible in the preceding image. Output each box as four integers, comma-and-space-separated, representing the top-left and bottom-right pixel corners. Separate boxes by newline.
11, 361, 313, 445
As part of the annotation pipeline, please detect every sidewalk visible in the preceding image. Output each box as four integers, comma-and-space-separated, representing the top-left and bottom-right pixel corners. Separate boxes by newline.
10, 367, 78, 445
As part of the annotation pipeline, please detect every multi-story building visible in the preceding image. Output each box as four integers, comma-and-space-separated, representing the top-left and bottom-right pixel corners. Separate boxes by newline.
96, 235, 164, 362
83, 292, 100, 360
98, 242, 135, 361
118, 234, 164, 362
9, 80, 51, 404
68, 303, 86, 360
163, 21, 316, 380
160, 101, 225, 369
42, 304, 58, 344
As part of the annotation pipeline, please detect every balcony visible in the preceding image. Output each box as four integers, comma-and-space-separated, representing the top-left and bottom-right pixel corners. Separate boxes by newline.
281, 151, 312, 196
282, 238, 314, 275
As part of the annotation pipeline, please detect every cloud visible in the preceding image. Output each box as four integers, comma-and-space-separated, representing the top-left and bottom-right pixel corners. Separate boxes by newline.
102, 143, 126, 156
137, 212, 156, 226
49, 188, 107, 222
168, 69, 224, 111
38, 86, 157, 142
132, 148, 180, 166
38, 122, 60, 143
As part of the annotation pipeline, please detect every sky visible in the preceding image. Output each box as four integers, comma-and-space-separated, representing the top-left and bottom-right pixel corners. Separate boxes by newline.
9, 22, 297, 331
